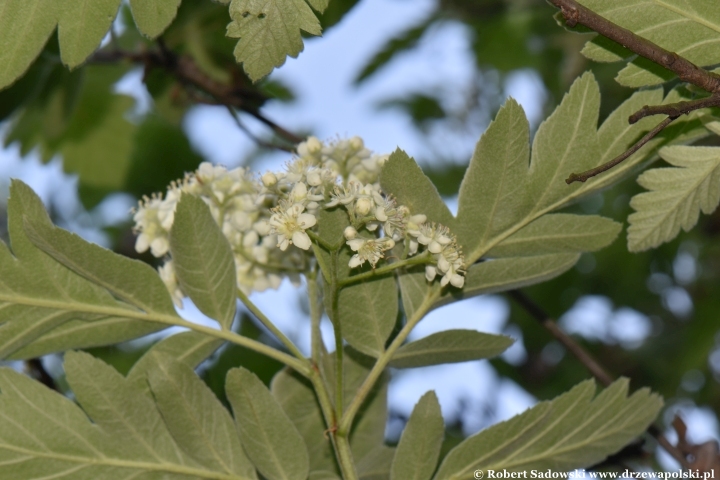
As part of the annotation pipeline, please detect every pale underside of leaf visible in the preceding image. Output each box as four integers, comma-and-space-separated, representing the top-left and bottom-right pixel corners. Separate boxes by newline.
170, 195, 237, 329
390, 330, 514, 369
0, 365, 255, 479
577, 0, 720, 87
130, 0, 183, 38
628, 145, 720, 251
434, 378, 662, 480
227, 0, 322, 81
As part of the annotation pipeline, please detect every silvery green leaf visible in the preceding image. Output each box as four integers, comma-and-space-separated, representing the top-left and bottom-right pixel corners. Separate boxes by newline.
434, 378, 662, 480
0, 353, 257, 479
227, 0, 322, 81
0, 180, 169, 360
129, 0, 182, 38
147, 353, 256, 478
380, 148, 455, 228
485, 214, 621, 258
577, 0, 720, 87
337, 275, 398, 358
357, 446, 396, 480
170, 194, 237, 329
389, 330, 514, 369
271, 368, 336, 473
391, 391, 444, 480
628, 146, 720, 251
226, 367, 310, 480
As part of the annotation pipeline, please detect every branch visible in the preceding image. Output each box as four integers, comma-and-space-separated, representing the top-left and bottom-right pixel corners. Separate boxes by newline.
629, 96, 720, 124
566, 116, 674, 184
548, 0, 720, 94
90, 45, 303, 148
507, 290, 690, 469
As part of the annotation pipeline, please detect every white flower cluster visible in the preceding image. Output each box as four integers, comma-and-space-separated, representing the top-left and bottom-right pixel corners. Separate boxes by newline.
132, 136, 466, 304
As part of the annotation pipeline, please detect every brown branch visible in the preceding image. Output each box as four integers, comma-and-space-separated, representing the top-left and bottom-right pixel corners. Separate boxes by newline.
507, 290, 691, 469
90, 45, 303, 148
548, 0, 720, 94
629, 95, 720, 124
566, 116, 674, 184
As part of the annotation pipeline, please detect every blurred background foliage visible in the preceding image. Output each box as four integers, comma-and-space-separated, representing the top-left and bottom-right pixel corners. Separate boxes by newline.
2, 0, 720, 466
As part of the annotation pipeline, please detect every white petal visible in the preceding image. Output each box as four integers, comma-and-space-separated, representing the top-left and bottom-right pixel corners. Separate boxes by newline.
425, 265, 437, 282
347, 238, 366, 251
440, 275, 450, 287
450, 274, 465, 288
349, 254, 363, 268
135, 234, 150, 253
298, 213, 317, 228
428, 241, 443, 254
375, 207, 388, 222
292, 231, 312, 250
150, 237, 169, 257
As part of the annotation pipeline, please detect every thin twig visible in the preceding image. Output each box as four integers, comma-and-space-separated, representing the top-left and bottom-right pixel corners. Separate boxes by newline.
89, 45, 303, 148
629, 96, 720, 124
507, 290, 690, 469
566, 116, 674, 184
225, 106, 295, 153
548, 0, 720, 94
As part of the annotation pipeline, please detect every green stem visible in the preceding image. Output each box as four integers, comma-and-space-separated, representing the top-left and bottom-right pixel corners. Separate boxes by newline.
337, 293, 436, 435
236, 288, 307, 362
334, 435, 358, 480
337, 252, 431, 288
306, 266, 326, 367
330, 250, 344, 417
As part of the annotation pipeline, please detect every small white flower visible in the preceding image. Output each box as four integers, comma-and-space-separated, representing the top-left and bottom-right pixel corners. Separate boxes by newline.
262, 172, 278, 187
269, 202, 317, 251
355, 197, 373, 216
347, 237, 395, 268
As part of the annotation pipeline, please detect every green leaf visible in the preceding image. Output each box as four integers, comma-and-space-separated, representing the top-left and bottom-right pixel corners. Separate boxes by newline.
0, 353, 259, 479
380, 148, 455, 228
357, 446, 396, 480
226, 367, 310, 480
129, 0, 182, 38
147, 353, 257, 478
170, 194, 238, 329
0, 180, 169, 360
389, 330, 513, 369
434, 378, 663, 479
0, 0, 58, 89
628, 146, 720, 251
486, 214, 621, 258
337, 275, 398, 357
57, 0, 122, 69
271, 368, 336, 473
227, 0, 322, 81
391, 392, 444, 480
577, 0, 720, 87
127, 331, 224, 393
435, 254, 580, 311
63, 350, 190, 467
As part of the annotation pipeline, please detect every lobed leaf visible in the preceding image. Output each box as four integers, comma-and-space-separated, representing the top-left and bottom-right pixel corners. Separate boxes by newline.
434, 378, 662, 479
485, 214, 621, 258
147, 352, 256, 477
390, 392, 444, 480
0, 353, 258, 479
226, 367, 310, 480
577, 0, 720, 87
0, 180, 171, 360
170, 194, 238, 329
628, 145, 720, 251
337, 275, 398, 358
389, 330, 514, 369
271, 369, 337, 473
226, 0, 322, 81
380, 148, 455, 228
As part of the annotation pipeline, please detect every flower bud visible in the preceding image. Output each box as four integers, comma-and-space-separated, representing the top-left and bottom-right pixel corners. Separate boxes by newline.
355, 197, 372, 216
344, 226, 358, 240
306, 136, 322, 153
262, 172, 277, 187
